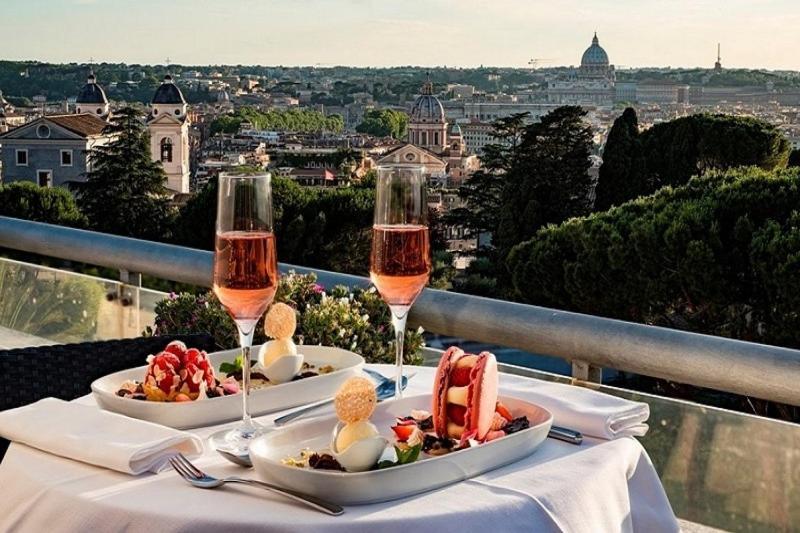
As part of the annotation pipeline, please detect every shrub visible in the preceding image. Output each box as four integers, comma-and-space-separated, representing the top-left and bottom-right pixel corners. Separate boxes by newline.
0, 181, 87, 227
146, 271, 424, 365
508, 166, 800, 348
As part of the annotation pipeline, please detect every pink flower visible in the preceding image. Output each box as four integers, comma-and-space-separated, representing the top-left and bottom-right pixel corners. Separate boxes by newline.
312, 284, 325, 294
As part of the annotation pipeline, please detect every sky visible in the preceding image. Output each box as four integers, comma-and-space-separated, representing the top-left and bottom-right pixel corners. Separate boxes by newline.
2, 0, 799, 70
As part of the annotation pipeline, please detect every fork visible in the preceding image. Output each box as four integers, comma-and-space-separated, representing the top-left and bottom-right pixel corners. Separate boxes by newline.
168, 453, 344, 516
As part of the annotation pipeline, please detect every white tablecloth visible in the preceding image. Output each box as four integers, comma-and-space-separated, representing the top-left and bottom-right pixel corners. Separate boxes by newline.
0, 365, 678, 533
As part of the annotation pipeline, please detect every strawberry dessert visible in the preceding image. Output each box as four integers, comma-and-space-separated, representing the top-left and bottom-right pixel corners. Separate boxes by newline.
117, 341, 240, 402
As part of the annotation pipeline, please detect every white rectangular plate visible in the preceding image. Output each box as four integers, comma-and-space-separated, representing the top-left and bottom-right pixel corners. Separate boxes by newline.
250, 393, 553, 505
91, 345, 364, 429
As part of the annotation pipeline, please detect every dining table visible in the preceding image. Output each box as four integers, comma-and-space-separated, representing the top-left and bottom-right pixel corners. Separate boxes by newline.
0, 363, 679, 533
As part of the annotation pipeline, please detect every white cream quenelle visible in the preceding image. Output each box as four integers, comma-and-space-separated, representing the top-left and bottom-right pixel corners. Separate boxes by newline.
257, 303, 304, 384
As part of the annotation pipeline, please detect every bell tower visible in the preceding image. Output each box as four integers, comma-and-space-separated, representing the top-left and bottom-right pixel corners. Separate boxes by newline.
147, 75, 190, 193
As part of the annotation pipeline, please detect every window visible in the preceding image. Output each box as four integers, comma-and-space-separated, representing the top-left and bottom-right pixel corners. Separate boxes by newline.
60, 149, 73, 167
16, 149, 28, 166
174, 109, 181, 115
160, 137, 173, 163
36, 124, 50, 139
96, 108, 102, 115
37, 170, 52, 187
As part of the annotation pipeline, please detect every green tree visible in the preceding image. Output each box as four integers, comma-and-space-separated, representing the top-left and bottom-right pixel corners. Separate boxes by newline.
173, 176, 375, 275
789, 149, 800, 168
446, 113, 528, 243
72, 107, 173, 240
171, 177, 218, 249
507, 166, 800, 349
0, 181, 87, 227
597, 113, 791, 208
493, 106, 593, 288
356, 109, 409, 139
593, 107, 646, 210
209, 116, 242, 136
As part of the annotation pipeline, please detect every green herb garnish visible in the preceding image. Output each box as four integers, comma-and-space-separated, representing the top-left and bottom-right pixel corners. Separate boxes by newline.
376, 444, 422, 469
219, 355, 257, 375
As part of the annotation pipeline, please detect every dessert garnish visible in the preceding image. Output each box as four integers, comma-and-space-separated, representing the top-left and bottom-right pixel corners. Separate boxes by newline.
308, 453, 345, 472
330, 376, 387, 472
280, 448, 345, 471
258, 303, 304, 383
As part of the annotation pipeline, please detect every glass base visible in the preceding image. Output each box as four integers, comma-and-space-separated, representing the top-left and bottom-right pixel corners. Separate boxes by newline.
209, 421, 267, 455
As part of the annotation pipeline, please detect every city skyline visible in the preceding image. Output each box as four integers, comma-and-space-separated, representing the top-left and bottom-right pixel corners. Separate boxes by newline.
1, 0, 799, 71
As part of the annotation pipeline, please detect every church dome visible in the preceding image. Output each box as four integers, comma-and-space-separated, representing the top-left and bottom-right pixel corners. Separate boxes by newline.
76, 73, 108, 104
448, 122, 462, 136
410, 80, 445, 123
581, 33, 609, 66
152, 75, 186, 105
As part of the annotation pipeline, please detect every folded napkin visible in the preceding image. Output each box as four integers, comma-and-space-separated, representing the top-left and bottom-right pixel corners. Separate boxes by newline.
0, 398, 203, 474
502, 379, 649, 439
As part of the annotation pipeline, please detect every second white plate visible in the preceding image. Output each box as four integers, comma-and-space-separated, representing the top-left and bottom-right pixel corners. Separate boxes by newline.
250, 393, 553, 505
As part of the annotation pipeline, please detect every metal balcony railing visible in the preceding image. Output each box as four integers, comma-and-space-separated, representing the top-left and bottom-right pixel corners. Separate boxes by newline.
2, 215, 800, 407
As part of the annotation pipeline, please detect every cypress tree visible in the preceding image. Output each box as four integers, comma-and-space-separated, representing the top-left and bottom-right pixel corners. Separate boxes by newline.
594, 107, 645, 211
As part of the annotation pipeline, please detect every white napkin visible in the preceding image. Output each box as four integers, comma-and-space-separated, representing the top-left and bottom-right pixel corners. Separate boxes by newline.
0, 398, 204, 474
503, 379, 649, 439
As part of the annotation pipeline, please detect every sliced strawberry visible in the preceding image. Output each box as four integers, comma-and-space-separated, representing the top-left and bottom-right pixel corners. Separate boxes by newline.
392, 424, 416, 442
447, 404, 467, 426
495, 402, 513, 421
450, 367, 472, 387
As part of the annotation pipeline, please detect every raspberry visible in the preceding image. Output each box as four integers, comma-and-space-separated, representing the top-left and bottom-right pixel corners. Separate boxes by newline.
450, 367, 471, 387
447, 404, 467, 426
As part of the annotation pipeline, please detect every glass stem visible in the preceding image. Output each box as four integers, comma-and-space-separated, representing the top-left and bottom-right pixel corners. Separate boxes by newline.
390, 308, 409, 399
237, 322, 256, 430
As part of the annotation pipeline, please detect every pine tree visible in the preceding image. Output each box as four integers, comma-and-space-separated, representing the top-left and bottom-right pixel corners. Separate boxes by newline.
494, 106, 594, 286
594, 107, 645, 211
73, 107, 173, 240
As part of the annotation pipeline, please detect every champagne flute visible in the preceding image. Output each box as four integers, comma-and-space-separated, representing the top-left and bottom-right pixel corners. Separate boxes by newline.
210, 172, 278, 454
370, 165, 431, 399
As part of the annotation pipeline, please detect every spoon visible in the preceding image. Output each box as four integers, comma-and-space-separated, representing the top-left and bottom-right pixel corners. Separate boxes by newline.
217, 449, 254, 467
272, 372, 412, 427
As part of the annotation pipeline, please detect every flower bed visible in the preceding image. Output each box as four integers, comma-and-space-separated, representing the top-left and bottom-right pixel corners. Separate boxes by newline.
145, 272, 424, 365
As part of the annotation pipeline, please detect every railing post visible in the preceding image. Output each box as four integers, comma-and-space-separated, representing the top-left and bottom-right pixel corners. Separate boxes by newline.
572, 360, 602, 383
119, 269, 142, 338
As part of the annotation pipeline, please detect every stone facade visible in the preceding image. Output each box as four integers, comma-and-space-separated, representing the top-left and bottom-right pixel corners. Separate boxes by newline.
0, 115, 111, 187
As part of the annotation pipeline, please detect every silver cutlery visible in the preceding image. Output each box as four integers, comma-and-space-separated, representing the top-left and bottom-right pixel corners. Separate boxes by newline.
217, 449, 254, 468
548, 425, 583, 445
273, 370, 414, 427
169, 453, 343, 515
